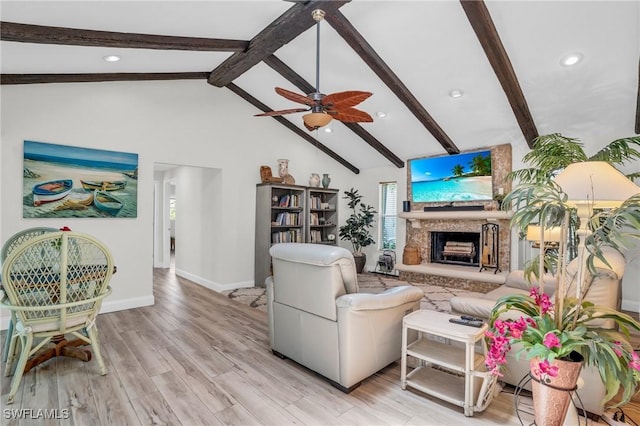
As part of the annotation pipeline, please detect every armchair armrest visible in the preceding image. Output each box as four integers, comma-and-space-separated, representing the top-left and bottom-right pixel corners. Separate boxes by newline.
336, 285, 423, 388
336, 286, 424, 311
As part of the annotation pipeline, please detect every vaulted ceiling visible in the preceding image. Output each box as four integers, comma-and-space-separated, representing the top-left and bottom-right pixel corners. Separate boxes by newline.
2, 1, 639, 173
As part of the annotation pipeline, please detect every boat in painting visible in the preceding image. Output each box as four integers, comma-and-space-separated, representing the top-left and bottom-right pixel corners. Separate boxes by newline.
123, 168, 138, 180
80, 179, 126, 191
32, 179, 73, 206
94, 190, 124, 216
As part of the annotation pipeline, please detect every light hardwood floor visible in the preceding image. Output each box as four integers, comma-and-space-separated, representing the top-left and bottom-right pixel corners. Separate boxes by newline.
0, 266, 628, 425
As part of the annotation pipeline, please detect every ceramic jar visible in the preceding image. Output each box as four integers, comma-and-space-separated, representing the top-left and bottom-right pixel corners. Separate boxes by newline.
277, 159, 289, 178
309, 173, 320, 187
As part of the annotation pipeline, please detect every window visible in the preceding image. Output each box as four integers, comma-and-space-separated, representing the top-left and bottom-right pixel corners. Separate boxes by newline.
169, 197, 176, 220
379, 182, 397, 250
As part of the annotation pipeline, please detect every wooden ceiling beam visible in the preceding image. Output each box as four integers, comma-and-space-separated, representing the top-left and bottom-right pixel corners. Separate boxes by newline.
460, 0, 538, 148
207, 0, 349, 87
325, 9, 460, 155
226, 83, 360, 174
1, 72, 209, 85
0, 21, 248, 52
263, 55, 404, 168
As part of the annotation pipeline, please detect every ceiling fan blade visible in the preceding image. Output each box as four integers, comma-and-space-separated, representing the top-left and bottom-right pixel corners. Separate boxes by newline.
322, 91, 372, 109
254, 108, 309, 117
275, 87, 315, 107
330, 107, 374, 123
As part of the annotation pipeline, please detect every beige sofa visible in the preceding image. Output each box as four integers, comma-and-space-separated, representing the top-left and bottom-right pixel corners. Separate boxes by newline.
266, 243, 424, 392
450, 247, 625, 417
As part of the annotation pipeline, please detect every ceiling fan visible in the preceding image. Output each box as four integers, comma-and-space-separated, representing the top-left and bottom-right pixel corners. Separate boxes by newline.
255, 9, 373, 131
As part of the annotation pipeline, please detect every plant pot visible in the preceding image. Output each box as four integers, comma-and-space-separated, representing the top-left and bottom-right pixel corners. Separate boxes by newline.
530, 351, 583, 426
354, 253, 366, 273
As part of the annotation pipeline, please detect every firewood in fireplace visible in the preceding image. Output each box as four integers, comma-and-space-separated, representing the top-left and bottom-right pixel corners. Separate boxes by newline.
442, 241, 476, 263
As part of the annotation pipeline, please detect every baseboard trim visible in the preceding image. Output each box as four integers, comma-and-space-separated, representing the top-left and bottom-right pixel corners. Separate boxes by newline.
621, 299, 640, 314
175, 268, 254, 293
100, 295, 155, 314
0, 295, 156, 330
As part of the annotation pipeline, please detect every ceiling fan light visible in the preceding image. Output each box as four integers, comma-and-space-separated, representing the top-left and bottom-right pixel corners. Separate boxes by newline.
303, 112, 332, 129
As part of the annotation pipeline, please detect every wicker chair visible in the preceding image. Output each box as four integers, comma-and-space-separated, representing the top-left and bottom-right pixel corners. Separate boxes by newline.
1, 227, 58, 363
1, 230, 114, 404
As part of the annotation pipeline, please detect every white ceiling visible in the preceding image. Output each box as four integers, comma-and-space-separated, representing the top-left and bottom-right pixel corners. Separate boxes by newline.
2, 0, 638, 171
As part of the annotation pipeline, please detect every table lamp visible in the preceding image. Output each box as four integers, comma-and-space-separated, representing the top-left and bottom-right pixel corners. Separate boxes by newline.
554, 161, 640, 297
526, 225, 562, 249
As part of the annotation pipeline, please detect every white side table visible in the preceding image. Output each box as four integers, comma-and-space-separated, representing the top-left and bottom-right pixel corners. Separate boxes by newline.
400, 310, 497, 416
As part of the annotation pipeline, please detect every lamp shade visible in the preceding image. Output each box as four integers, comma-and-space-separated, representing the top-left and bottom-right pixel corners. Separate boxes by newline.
526, 225, 562, 243
555, 161, 639, 208
303, 112, 332, 129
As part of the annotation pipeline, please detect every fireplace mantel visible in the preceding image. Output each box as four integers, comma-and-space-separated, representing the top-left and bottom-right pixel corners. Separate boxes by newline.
398, 210, 513, 221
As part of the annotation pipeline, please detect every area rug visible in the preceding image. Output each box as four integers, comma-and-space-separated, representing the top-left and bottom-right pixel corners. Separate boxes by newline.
222, 272, 485, 313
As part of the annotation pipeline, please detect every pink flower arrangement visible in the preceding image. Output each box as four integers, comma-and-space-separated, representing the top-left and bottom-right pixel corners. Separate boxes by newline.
486, 286, 640, 407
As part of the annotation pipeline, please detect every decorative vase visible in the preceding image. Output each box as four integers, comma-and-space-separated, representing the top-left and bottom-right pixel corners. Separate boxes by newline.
277, 159, 289, 178
529, 351, 583, 426
309, 173, 320, 187
354, 253, 367, 273
322, 173, 331, 188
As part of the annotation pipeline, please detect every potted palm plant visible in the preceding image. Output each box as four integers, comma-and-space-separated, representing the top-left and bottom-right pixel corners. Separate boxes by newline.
487, 133, 640, 423
339, 188, 376, 273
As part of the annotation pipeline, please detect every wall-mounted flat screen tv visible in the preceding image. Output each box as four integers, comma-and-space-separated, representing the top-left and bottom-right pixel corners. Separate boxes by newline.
409, 150, 492, 203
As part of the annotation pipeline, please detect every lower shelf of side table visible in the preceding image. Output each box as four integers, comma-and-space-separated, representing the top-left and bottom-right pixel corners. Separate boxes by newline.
405, 365, 479, 408
407, 338, 485, 372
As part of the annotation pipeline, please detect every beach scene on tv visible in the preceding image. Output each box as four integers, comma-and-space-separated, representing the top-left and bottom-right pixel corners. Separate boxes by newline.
23, 140, 138, 218
410, 150, 492, 203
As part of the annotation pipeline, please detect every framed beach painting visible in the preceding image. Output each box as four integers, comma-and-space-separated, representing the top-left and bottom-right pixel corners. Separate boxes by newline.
23, 140, 139, 218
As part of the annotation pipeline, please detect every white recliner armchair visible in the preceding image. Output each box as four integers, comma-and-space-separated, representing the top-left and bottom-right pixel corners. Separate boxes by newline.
450, 247, 625, 417
266, 243, 424, 392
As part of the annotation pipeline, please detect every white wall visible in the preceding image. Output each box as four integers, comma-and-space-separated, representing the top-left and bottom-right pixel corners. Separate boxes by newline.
0, 80, 356, 328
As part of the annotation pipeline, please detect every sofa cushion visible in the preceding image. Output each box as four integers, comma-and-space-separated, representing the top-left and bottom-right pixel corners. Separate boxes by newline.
505, 270, 556, 295
450, 285, 530, 320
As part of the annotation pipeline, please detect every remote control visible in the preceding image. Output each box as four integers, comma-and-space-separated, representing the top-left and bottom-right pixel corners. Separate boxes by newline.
449, 318, 484, 328
460, 315, 484, 322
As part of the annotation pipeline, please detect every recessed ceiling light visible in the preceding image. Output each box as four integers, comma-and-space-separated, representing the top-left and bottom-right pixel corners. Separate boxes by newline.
376, 111, 387, 118
560, 52, 583, 67
449, 89, 464, 99
103, 55, 121, 62
324, 127, 332, 133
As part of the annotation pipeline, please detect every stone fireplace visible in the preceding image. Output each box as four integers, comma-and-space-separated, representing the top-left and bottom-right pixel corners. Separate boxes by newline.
396, 210, 511, 292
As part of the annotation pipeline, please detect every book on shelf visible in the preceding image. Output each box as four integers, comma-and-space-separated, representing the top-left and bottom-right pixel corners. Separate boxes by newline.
310, 196, 321, 210
274, 212, 299, 226
271, 229, 302, 244
309, 212, 319, 225
309, 230, 323, 243
278, 194, 300, 208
